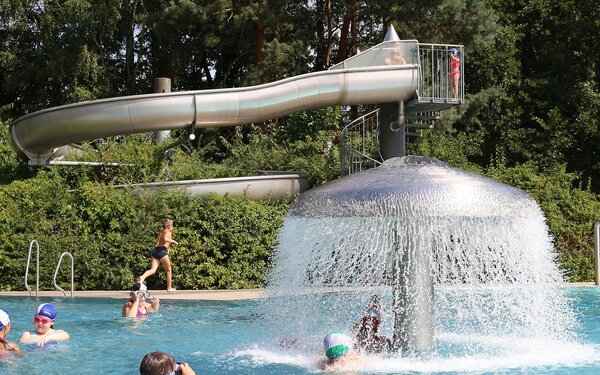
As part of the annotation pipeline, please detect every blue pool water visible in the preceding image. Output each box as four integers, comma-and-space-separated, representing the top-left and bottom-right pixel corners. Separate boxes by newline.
1, 286, 600, 374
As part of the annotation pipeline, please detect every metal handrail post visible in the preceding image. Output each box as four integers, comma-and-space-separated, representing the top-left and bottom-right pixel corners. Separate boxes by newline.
594, 221, 600, 285
53, 252, 74, 297
24, 240, 40, 296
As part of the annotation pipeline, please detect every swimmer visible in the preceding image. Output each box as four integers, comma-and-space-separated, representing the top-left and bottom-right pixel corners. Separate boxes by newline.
0, 307, 20, 353
140, 351, 196, 375
122, 282, 160, 318
19, 303, 70, 347
139, 218, 179, 292
319, 331, 368, 370
355, 295, 391, 353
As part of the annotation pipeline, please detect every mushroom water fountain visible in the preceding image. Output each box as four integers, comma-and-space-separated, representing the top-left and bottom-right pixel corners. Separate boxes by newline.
261, 156, 574, 356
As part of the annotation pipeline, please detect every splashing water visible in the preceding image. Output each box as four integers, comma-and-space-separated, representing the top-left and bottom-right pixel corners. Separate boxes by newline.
255, 156, 581, 372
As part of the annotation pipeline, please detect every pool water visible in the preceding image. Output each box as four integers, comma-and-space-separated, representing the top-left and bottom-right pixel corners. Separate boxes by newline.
1, 286, 600, 374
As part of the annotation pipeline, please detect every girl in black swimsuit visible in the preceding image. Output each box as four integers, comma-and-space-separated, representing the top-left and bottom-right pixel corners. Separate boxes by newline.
138, 219, 179, 292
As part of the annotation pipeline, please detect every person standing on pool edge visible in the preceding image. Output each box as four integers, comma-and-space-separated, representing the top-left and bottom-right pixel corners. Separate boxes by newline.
139, 219, 179, 292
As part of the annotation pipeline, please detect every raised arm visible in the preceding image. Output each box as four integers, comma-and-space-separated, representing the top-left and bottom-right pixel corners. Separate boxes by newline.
147, 296, 160, 312
123, 293, 140, 317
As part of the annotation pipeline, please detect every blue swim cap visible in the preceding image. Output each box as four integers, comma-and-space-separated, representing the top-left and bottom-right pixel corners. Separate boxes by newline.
449, 48, 457, 54
36, 303, 57, 320
0, 307, 10, 329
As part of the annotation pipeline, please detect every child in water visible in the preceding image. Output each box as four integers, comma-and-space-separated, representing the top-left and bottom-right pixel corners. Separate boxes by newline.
122, 282, 160, 318
354, 295, 392, 353
0, 307, 20, 354
319, 331, 368, 370
19, 303, 70, 347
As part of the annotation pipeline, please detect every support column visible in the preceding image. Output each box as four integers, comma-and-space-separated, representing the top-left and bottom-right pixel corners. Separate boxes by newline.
391, 228, 434, 352
379, 101, 406, 160
153, 77, 171, 142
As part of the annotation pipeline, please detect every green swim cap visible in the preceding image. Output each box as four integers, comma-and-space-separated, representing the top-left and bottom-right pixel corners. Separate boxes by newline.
323, 331, 352, 359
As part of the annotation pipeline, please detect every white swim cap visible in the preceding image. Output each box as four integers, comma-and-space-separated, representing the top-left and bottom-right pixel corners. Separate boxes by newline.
0, 307, 10, 329
323, 331, 352, 359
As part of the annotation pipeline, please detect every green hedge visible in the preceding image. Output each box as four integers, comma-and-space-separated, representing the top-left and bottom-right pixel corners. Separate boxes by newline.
486, 162, 600, 281
0, 173, 289, 291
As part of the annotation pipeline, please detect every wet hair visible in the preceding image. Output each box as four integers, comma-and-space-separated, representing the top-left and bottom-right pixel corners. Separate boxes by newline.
0, 323, 14, 350
162, 219, 173, 229
139, 351, 176, 375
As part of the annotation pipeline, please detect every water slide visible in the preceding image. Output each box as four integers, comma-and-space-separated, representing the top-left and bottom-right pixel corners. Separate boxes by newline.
10, 40, 419, 197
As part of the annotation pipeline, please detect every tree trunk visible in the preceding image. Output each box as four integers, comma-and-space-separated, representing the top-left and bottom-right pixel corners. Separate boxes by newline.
255, 22, 266, 62
337, 0, 357, 63
325, 0, 333, 67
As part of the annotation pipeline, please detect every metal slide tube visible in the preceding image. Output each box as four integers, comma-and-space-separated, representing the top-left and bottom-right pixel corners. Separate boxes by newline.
12, 65, 417, 165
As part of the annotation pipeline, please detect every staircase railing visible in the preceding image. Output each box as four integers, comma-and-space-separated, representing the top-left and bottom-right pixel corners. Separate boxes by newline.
340, 109, 383, 176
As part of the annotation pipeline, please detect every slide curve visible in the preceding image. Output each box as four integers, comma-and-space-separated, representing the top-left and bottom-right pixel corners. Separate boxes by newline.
11, 40, 419, 165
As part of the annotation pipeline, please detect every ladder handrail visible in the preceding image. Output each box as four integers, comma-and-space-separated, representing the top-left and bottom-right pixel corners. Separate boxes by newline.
594, 221, 600, 286
53, 252, 74, 297
24, 240, 40, 296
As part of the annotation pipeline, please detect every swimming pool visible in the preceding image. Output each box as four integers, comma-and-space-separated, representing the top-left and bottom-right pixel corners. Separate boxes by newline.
1, 286, 600, 374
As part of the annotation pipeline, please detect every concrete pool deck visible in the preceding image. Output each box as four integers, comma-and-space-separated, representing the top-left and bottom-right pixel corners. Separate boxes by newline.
0, 289, 265, 300
0, 283, 595, 300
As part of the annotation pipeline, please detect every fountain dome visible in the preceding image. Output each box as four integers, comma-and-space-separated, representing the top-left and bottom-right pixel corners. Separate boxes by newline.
290, 156, 540, 218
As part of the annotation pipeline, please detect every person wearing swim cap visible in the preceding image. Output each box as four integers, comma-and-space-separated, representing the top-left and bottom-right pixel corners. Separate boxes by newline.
19, 303, 70, 346
448, 47, 461, 100
0, 307, 20, 353
139, 351, 196, 375
123, 282, 160, 318
319, 331, 367, 370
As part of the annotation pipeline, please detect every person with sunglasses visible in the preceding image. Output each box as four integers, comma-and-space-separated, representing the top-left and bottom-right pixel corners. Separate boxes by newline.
19, 303, 70, 347
122, 282, 160, 318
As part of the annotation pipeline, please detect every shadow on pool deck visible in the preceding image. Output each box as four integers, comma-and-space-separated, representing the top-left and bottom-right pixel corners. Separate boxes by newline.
0, 289, 265, 300
0, 283, 594, 300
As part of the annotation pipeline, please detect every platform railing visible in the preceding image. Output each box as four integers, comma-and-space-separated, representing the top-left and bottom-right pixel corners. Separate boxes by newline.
415, 44, 464, 107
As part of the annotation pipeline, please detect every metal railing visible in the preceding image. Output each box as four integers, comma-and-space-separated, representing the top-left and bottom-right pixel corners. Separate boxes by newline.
24, 240, 74, 297
416, 44, 464, 105
594, 221, 600, 285
340, 109, 383, 176
54, 252, 74, 297
340, 109, 441, 176
24, 240, 40, 296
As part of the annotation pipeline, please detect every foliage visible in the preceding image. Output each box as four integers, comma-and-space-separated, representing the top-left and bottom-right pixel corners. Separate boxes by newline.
485, 162, 600, 281
0, 175, 289, 291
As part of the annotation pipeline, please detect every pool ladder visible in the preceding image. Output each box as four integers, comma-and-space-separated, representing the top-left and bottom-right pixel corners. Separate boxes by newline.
595, 221, 600, 286
25, 240, 74, 297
